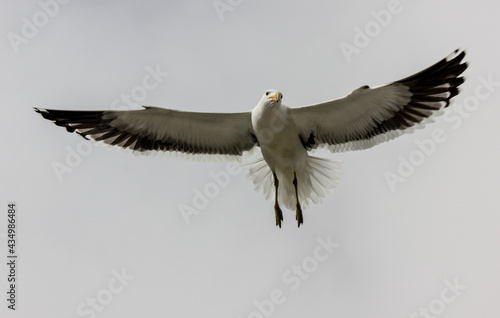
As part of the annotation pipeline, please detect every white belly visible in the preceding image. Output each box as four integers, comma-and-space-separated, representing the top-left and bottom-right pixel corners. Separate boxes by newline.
251, 104, 307, 174
248, 102, 342, 211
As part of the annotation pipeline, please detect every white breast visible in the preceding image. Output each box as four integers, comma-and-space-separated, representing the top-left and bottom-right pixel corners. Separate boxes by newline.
251, 103, 307, 173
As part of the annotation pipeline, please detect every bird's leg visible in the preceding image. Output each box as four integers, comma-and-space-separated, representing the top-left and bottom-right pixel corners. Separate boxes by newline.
293, 172, 303, 227
273, 172, 283, 228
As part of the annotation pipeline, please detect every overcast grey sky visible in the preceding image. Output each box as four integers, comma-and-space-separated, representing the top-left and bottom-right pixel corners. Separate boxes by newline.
1, 0, 500, 317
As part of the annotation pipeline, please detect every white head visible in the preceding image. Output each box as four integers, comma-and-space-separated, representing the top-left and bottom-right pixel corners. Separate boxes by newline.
259, 89, 283, 106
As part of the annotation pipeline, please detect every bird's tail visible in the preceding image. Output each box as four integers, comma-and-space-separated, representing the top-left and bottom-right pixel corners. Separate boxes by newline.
243, 156, 343, 210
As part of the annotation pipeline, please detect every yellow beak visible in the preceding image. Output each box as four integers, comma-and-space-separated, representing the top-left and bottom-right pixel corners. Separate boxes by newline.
268, 93, 281, 102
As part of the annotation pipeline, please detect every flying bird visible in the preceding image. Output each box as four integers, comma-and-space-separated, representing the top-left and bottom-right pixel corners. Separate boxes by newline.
35, 49, 468, 227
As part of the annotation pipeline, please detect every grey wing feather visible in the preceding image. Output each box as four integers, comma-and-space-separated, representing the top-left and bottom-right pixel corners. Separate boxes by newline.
290, 49, 468, 152
35, 106, 257, 157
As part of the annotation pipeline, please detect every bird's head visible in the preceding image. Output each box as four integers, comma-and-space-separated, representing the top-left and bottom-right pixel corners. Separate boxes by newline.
260, 89, 283, 106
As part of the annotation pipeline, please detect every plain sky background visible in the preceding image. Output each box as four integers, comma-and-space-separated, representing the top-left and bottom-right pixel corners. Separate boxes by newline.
1, 0, 499, 317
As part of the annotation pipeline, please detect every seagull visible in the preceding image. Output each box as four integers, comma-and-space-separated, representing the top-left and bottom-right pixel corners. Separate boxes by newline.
35, 49, 467, 228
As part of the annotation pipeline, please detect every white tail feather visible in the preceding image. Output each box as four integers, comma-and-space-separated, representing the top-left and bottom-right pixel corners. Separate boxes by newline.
242, 158, 274, 201
243, 156, 342, 210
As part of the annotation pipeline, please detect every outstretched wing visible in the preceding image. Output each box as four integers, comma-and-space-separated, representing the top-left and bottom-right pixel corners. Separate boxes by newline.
290, 49, 468, 152
35, 106, 257, 157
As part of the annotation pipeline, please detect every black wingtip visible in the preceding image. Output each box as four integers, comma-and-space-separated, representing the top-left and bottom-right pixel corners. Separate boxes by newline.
447, 48, 466, 62
34, 107, 54, 121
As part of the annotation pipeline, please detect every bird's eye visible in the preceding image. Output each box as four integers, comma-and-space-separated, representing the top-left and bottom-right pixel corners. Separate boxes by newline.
265, 92, 269, 96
